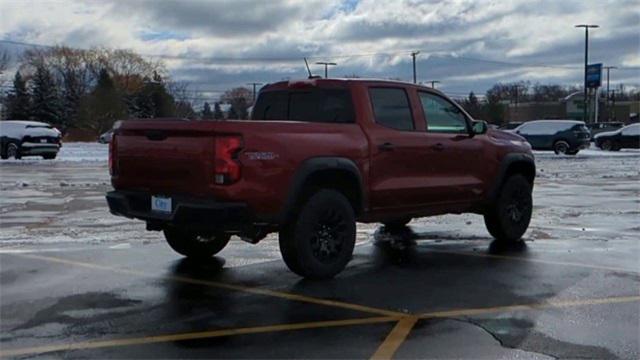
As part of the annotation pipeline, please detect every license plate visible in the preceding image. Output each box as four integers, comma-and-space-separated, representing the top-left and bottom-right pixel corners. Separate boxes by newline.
40, 139, 47, 143
151, 196, 172, 213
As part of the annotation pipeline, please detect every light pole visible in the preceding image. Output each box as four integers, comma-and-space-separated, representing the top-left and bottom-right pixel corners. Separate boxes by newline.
603, 66, 617, 120
411, 51, 420, 84
575, 24, 599, 123
315, 62, 337, 78
247, 82, 263, 103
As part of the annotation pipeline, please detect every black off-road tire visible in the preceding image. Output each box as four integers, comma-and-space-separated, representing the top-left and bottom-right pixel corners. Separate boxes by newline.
42, 153, 57, 160
565, 149, 579, 155
164, 227, 231, 259
279, 189, 356, 279
553, 140, 570, 155
383, 217, 412, 230
484, 174, 532, 244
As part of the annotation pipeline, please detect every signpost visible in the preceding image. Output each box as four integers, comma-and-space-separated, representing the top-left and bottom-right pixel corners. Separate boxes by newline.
583, 63, 602, 123
586, 63, 602, 88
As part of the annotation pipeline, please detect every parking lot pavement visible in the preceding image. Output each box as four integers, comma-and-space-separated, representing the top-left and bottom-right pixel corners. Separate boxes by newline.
1, 144, 639, 359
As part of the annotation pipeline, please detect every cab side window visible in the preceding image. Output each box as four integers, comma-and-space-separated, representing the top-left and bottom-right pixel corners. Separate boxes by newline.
369, 88, 414, 131
419, 92, 468, 133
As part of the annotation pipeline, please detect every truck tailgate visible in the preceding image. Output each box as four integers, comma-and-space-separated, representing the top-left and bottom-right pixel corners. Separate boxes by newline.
114, 120, 216, 196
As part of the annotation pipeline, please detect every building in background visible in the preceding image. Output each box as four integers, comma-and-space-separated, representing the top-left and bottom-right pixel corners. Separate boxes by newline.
505, 92, 638, 123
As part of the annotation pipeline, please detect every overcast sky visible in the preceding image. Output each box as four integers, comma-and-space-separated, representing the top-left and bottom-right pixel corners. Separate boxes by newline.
1, 0, 639, 102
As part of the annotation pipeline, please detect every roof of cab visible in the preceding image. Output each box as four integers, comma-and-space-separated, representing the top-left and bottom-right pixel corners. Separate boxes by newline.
261, 77, 446, 95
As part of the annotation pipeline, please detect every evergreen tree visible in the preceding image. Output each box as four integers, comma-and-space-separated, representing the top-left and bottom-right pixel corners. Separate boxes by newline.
213, 102, 223, 120
201, 102, 213, 119
31, 65, 63, 127
6, 71, 31, 120
133, 73, 175, 118
78, 68, 126, 133
227, 104, 238, 119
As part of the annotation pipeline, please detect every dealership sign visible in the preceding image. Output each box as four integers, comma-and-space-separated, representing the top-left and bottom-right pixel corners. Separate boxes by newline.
586, 63, 602, 88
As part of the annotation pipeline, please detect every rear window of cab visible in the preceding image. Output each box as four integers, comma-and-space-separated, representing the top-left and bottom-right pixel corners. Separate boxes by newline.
252, 88, 355, 123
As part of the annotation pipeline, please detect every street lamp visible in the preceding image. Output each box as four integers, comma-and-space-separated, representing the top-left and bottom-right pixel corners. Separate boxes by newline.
575, 24, 599, 123
315, 62, 337, 78
603, 66, 617, 120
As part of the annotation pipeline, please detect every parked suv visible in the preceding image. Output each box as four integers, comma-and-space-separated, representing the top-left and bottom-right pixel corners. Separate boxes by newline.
512, 120, 590, 155
0, 120, 62, 160
107, 78, 535, 279
594, 123, 640, 151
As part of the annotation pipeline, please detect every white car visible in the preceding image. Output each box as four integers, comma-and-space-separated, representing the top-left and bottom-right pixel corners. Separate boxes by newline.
0, 120, 62, 160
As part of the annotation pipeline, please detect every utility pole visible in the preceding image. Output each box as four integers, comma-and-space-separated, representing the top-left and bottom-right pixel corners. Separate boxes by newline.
315, 62, 337, 78
247, 82, 263, 103
575, 24, 599, 123
426, 80, 440, 89
603, 66, 617, 121
411, 51, 420, 84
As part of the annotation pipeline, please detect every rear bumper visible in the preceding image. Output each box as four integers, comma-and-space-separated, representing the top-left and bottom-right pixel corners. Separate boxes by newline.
576, 139, 591, 149
21, 142, 60, 155
106, 190, 251, 231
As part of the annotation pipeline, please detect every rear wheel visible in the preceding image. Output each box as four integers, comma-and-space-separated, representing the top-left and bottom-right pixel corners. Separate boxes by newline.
279, 189, 356, 279
5, 143, 21, 159
565, 149, 579, 155
484, 174, 532, 244
42, 153, 57, 160
553, 140, 569, 155
164, 227, 231, 259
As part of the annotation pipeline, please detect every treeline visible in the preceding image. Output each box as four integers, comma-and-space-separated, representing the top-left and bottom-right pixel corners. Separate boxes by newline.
1, 47, 252, 134
458, 81, 639, 124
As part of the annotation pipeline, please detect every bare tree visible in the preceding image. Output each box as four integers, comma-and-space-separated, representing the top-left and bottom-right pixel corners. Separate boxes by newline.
221, 87, 252, 119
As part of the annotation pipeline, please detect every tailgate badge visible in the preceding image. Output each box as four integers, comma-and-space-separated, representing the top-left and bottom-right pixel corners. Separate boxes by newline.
245, 152, 279, 160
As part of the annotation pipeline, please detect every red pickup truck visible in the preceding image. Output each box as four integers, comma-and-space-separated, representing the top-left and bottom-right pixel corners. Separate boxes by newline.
107, 78, 535, 279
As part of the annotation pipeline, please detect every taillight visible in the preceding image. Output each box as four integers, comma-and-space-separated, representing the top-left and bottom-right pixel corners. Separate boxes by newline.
109, 134, 117, 175
214, 136, 243, 185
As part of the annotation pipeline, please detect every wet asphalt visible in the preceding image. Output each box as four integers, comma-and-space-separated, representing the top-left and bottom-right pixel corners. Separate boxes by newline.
1, 231, 639, 359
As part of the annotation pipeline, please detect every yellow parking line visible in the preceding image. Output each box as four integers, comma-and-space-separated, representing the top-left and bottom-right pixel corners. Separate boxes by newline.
419, 295, 640, 318
0, 316, 396, 358
428, 249, 640, 274
15, 253, 405, 317
370, 317, 417, 360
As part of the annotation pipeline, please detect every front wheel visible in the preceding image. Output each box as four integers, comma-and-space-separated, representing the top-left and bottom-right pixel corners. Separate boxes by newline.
164, 227, 231, 259
279, 190, 356, 279
484, 174, 532, 244
42, 153, 57, 160
600, 140, 612, 151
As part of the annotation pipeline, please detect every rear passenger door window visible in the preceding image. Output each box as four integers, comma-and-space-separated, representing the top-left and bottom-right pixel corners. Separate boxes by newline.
369, 88, 414, 131
419, 92, 468, 133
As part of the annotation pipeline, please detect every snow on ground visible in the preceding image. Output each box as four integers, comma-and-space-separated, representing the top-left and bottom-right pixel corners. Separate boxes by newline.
0, 142, 638, 248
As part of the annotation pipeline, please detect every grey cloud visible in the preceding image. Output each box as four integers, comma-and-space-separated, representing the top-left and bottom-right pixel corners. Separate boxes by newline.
116, 0, 333, 38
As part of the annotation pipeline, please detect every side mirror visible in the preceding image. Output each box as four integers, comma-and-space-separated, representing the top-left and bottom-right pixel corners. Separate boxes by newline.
471, 120, 488, 135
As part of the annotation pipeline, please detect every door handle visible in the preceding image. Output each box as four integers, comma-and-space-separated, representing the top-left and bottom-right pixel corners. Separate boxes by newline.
378, 142, 395, 151
432, 143, 445, 151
